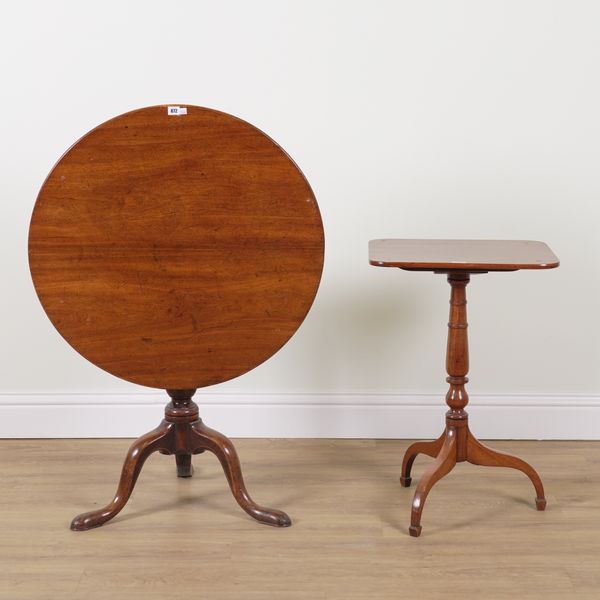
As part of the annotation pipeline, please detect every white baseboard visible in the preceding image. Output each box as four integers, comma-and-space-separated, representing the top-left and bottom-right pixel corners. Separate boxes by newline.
0, 393, 598, 439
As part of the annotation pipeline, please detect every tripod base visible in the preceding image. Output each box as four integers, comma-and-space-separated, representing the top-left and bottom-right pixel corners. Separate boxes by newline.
401, 415, 546, 538
71, 389, 291, 531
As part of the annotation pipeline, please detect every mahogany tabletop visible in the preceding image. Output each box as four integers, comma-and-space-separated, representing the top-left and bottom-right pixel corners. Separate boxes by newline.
369, 239, 559, 272
29, 105, 324, 390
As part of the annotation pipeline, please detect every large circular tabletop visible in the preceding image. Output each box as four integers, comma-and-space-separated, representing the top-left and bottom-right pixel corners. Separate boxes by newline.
29, 105, 324, 389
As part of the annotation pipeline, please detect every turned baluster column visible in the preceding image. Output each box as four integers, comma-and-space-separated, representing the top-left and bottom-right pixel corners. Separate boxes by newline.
445, 272, 470, 461
164, 389, 202, 477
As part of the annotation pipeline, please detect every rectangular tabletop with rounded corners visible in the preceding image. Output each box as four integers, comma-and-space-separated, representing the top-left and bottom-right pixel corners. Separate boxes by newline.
369, 239, 559, 271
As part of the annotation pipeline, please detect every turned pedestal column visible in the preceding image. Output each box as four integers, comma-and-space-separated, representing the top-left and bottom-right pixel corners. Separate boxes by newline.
401, 272, 546, 537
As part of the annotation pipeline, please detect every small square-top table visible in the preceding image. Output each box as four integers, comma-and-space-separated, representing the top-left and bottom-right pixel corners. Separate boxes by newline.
369, 239, 559, 537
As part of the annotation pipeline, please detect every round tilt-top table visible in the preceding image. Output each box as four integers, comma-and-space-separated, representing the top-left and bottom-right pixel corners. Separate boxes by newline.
29, 104, 324, 530
369, 239, 559, 537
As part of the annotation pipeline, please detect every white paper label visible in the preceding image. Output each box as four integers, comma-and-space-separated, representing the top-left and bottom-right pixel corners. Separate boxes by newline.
167, 106, 187, 116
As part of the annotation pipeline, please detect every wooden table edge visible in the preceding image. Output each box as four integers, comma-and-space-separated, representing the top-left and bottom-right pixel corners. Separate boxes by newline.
368, 259, 560, 270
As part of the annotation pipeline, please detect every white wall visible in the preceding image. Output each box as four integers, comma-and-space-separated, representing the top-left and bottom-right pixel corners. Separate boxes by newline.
1, 1, 599, 437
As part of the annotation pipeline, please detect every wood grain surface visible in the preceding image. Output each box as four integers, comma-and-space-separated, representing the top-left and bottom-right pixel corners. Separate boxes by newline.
2, 438, 599, 600
369, 239, 559, 271
29, 105, 324, 389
